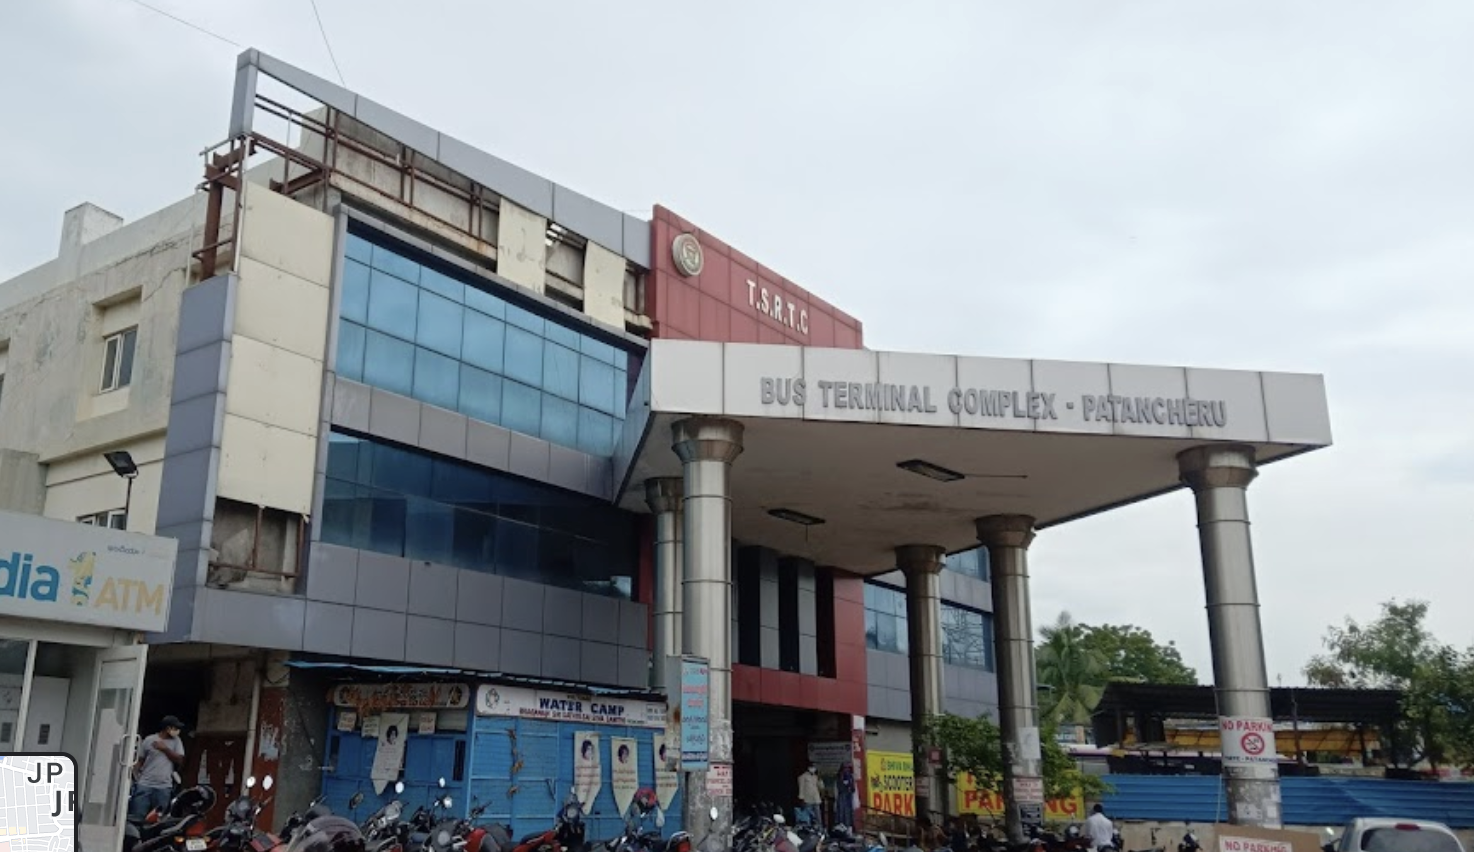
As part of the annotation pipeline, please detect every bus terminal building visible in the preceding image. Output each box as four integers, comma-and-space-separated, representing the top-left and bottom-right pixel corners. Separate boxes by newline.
0, 49, 1331, 843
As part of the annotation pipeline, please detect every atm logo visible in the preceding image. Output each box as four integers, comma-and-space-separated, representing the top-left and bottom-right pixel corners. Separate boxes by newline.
0, 551, 165, 616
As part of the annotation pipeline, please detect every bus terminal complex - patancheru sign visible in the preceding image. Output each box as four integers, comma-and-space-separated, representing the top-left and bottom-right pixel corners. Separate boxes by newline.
758, 377, 1230, 428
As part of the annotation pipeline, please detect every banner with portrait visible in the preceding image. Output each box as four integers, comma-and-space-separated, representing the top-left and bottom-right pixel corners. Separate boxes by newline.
653, 732, 679, 810
574, 731, 603, 807
371, 712, 409, 794
611, 737, 639, 816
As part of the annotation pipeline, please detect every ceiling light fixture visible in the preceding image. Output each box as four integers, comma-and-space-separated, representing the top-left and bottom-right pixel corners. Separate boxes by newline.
768, 508, 825, 527
897, 459, 965, 483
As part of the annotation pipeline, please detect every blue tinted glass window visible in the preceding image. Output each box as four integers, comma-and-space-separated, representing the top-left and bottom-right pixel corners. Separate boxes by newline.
341, 260, 370, 324
336, 322, 366, 381
577, 408, 614, 456
864, 583, 909, 655
942, 604, 995, 671
345, 233, 373, 263
413, 349, 460, 411
405, 496, 456, 565
501, 381, 541, 436
367, 270, 418, 341
465, 286, 505, 318
580, 335, 617, 366
371, 443, 432, 496
579, 357, 617, 414
505, 304, 545, 335
544, 319, 580, 350
416, 292, 464, 358
503, 327, 543, 386
363, 331, 414, 397
462, 312, 505, 374
540, 395, 579, 448
419, 267, 465, 303
459, 366, 502, 424
371, 243, 420, 283
340, 226, 641, 458
543, 343, 579, 401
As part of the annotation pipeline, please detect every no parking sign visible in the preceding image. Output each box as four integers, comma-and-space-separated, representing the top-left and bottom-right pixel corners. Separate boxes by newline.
1220, 716, 1279, 765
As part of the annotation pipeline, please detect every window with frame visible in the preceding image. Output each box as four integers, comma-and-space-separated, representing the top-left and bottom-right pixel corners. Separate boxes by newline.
79, 510, 127, 530
337, 227, 639, 457
863, 582, 909, 655
0, 343, 8, 411
944, 546, 991, 582
101, 327, 138, 392
941, 604, 996, 671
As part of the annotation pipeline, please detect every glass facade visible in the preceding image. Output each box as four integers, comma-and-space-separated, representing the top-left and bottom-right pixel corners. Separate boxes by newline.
337, 228, 636, 457
945, 546, 990, 582
322, 431, 637, 599
863, 582, 996, 671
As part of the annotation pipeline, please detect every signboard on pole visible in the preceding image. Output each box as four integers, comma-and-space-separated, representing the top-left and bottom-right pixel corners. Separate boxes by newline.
1220, 716, 1279, 765
679, 657, 710, 770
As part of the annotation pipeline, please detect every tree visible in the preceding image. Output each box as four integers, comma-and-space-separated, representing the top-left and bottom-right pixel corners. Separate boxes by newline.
1304, 599, 1474, 770
1035, 613, 1109, 725
1076, 623, 1198, 685
923, 712, 1109, 801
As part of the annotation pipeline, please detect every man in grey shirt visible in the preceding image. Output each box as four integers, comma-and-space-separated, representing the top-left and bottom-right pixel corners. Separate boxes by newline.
129, 716, 185, 820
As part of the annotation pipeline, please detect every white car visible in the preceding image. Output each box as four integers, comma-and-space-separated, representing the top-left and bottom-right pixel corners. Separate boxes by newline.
1334, 819, 1467, 852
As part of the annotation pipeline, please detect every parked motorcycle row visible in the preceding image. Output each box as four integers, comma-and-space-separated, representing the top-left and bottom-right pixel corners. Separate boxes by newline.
121, 778, 1202, 852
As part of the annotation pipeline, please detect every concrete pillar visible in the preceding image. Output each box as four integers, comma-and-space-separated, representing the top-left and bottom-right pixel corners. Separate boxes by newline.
645, 477, 684, 690
672, 417, 744, 849
1178, 444, 1282, 828
975, 514, 1042, 844
896, 544, 947, 823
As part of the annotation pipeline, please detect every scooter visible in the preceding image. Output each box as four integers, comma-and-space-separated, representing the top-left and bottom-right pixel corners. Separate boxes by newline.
208, 775, 279, 852
122, 785, 217, 852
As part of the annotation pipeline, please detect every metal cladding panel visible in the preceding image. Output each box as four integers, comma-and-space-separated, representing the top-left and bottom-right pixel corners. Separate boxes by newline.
467, 716, 682, 839
1102, 776, 1474, 828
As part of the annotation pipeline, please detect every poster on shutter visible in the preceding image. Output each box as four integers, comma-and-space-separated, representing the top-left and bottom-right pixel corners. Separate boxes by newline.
361, 716, 380, 738
337, 711, 358, 732
574, 731, 603, 807
654, 732, 679, 810
611, 737, 639, 816
418, 712, 437, 735
370, 712, 408, 794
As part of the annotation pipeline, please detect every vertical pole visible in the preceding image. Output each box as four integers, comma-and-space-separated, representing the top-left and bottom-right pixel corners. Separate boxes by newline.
895, 545, 947, 826
673, 417, 744, 850
124, 475, 135, 530
1178, 444, 1282, 828
645, 478, 685, 690
975, 514, 1042, 845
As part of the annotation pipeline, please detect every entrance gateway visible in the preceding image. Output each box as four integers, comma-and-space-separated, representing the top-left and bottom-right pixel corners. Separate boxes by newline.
0, 509, 177, 852
622, 340, 1332, 844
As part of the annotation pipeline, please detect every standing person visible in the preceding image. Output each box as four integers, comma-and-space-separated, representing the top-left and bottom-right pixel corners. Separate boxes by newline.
1085, 804, 1114, 851
834, 762, 856, 829
796, 763, 822, 826
130, 716, 186, 820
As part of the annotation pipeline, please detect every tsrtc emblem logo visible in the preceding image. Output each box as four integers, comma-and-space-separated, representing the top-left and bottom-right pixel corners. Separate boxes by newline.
672, 233, 704, 277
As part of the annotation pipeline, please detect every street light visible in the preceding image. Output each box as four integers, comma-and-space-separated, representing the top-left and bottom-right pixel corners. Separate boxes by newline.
103, 450, 138, 530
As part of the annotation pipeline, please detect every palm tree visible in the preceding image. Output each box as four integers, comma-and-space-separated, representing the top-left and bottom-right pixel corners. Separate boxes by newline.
1036, 612, 1109, 726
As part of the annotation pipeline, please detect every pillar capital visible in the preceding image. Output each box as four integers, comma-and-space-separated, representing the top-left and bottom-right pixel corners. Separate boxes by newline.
895, 544, 946, 576
672, 416, 745, 464
975, 514, 1037, 550
644, 477, 684, 514
1178, 444, 1258, 490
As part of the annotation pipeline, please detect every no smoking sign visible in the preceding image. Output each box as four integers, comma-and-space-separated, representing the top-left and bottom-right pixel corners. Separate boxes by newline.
1240, 732, 1266, 756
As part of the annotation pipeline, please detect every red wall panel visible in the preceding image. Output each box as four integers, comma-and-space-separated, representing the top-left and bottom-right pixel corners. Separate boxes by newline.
648, 207, 864, 349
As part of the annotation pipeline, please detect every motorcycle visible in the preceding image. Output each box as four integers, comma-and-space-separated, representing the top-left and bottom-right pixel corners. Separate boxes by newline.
206, 775, 279, 852
122, 785, 218, 852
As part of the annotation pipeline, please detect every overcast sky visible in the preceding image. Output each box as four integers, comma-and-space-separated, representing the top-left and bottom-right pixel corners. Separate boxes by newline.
4, 1, 1472, 684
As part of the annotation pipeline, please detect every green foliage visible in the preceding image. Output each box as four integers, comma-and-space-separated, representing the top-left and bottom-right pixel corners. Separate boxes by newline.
1036, 613, 1109, 725
923, 712, 1110, 800
1076, 623, 1198, 686
1304, 599, 1474, 770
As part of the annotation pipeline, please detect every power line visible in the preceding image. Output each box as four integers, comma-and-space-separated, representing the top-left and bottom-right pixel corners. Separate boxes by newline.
309, 0, 347, 87
124, 0, 242, 48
